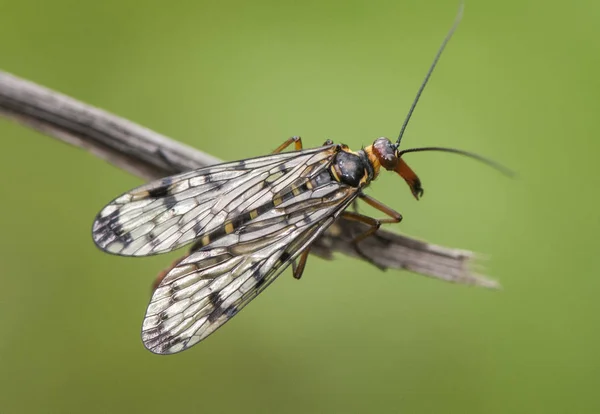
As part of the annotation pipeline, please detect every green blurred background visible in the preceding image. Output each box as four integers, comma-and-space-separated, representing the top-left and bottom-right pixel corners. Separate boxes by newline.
1, 0, 599, 413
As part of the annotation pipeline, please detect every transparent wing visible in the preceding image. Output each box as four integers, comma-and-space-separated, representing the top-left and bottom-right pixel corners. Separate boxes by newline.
141, 185, 359, 354
92, 145, 336, 256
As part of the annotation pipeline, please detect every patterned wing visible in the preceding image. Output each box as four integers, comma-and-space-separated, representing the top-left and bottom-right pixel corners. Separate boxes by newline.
92, 145, 336, 256
141, 179, 359, 354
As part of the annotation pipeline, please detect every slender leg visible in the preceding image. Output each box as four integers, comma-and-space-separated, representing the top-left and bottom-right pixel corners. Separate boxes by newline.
272, 136, 303, 154
341, 194, 403, 269
358, 194, 403, 225
291, 249, 310, 280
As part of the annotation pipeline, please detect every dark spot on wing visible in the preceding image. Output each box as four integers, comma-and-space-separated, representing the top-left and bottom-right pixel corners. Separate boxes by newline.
279, 189, 295, 204
231, 213, 246, 229
148, 185, 170, 198
207, 292, 226, 322
168, 336, 182, 347
255, 202, 273, 216
254, 276, 266, 290
280, 251, 291, 263
208, 292, 223, 308
142, 325, 184, 354
169, 282, 180, 293
93, 209, 133, 248
149, 235, 162, 248
224, 306, 238, 318
189, 239, 204, 252
247, 262, 266, 290
141, 327, 163, 346
164, 196, 177, 211
93, 209, 119, 231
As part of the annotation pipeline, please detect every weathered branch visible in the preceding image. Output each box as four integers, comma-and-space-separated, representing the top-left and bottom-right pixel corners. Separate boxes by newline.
0, 70, 498, 288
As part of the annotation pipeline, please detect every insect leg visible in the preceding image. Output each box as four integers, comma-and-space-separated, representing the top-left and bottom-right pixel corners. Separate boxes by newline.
341, 212, 390, 269
341, 194, 402, 269
291, 248, 311, 280
358, 194, 403, 225
272, 136, 303, 153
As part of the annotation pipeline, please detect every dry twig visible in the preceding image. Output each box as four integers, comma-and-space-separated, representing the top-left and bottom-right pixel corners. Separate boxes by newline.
0, 70, 498, 288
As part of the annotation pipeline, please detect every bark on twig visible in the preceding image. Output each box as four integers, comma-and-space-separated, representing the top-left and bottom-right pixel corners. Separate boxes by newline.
0, 70, 499, 288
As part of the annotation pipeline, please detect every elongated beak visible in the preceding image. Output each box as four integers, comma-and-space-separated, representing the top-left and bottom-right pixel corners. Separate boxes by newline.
395, 158, 424, 200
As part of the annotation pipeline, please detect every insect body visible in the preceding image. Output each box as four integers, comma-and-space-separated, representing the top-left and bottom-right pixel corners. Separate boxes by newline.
92, 5, 510, 354
93, 136, 420, 354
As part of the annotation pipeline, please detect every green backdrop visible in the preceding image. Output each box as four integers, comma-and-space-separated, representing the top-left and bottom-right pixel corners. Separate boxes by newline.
1, 1, 598, 413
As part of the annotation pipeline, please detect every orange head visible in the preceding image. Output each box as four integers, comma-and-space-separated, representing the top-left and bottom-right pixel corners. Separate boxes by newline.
366, 136, 513, 201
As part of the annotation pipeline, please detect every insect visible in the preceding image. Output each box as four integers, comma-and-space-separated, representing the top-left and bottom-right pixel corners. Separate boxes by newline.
92, 5, 511, 354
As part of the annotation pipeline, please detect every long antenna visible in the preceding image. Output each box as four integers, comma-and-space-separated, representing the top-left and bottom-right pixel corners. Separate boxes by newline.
399, 146, 516, 177
395, 3, 464, 149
